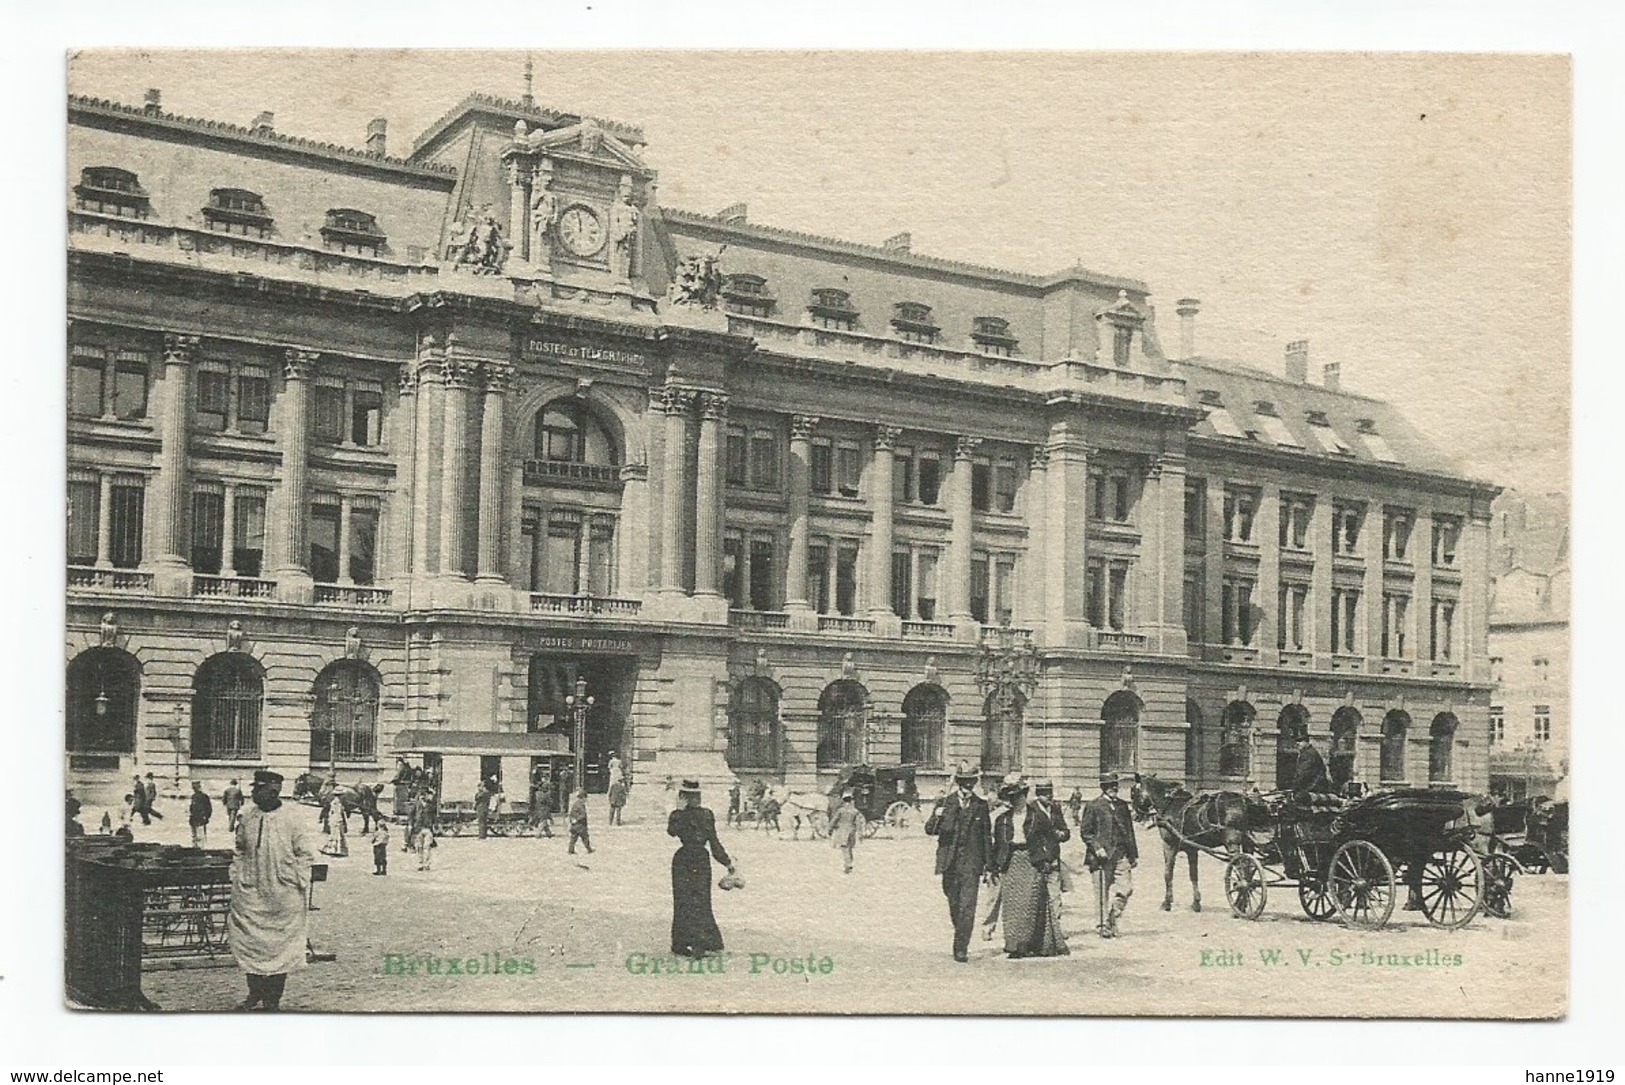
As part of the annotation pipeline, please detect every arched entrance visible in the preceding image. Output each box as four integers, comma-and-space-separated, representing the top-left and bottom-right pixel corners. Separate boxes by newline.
1330, 707, 1362, 791
1275, 705, 1310, 790
1380, 710, 1411, 784
66, 648, 141, 756
310, 660, 380, 767
901, 684, 947, 768
1100, 690, 1142, 776
191, 653, 265, 763
727, 678, 780, 771
817, 680, 868, 768
526, 654, 632, 793
982, 689, 1024, 775
1219, 701, 1256, 781
1429, 712, 1459, 784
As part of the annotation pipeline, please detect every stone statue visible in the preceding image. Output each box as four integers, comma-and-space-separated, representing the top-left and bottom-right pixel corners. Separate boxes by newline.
610, 187, 640, 279
666, 251, 725, 309
448, 205, 509, 275
531, 185, 559, 255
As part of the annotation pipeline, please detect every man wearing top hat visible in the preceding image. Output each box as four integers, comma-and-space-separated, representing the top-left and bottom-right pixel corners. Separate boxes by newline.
227, 769, 317, 1011
925, 761, 993, 962
1078, 773, 1139, 938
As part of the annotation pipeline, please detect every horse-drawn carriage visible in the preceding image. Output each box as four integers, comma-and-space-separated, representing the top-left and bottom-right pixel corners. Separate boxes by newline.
745, 765, 921, 838
1223, 788, 1486, 930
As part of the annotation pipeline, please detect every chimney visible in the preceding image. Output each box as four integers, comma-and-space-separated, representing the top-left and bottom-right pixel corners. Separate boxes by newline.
1322, 361, 1341, 392
1175, 297, 1200, 360
717, 202, 747, 225
366, 118, 388, 157
1284, 339, 1309, 383
143, 88, 162, 114
251, 111, 275, 135
883, 231, 912, 253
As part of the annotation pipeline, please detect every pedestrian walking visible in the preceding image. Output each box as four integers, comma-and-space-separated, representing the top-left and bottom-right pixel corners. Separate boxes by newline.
142, 773, 163, 820
989, 775, 1069, 958
726, 781, 742, 828
608, 777, 628, 826
1032, 780, 1073, 918
475, 776, 497, 840
130, 775, 151, 825
357, 784, 382, 835
188, 781, 214, 848
222, 778, 244, 833
925, 761, 993, 963
668, 779, 736, 958
567, 789, 593, 854
607, 750, 624, 789
827, 790, 865, 874
227, 769, 316, 1012
415, 823, 437, 870
1079, 773, 1139, 938
371, 821, 389, 876
317, 772, 337, 834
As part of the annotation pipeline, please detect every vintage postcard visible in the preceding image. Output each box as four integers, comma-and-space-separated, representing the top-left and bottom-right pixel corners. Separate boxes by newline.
62, 49, 1569, 1017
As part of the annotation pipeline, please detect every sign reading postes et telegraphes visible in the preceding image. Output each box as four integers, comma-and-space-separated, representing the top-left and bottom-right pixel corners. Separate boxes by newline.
527, 339, 647, 367
530, 634, 637, 654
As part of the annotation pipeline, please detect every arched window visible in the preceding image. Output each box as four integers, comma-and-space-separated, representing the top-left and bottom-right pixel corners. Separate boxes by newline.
817, 680, 867, 768
1429, 713, 1459, 784
66, 648, 141, 753
901, 684, 947, 767
534, 398, 619, 466
1101, 690, 1142, 775
1219, 701, 1255, 779
191, 654, 264, 761
310, 661, 380, 765
1275, 704, 1310, 790
1380, 710, 1411, 784
1184, 699, 1203, 782
983, 690, 1025, 775
1330, 707, 1362, 791
727, 678, 780, 771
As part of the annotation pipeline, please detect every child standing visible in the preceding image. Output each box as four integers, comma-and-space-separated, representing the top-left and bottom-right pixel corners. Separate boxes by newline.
415, 823, 437, 871
371, 821, 390, 875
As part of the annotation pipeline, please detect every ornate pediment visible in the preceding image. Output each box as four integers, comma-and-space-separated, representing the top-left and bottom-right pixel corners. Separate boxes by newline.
513, 119, 653, 178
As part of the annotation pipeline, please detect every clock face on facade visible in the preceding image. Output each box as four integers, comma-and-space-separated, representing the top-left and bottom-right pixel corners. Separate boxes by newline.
557, 205, 606, 257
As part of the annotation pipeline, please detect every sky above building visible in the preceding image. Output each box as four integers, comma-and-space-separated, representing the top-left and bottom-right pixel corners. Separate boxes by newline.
67, 49, 1570, 495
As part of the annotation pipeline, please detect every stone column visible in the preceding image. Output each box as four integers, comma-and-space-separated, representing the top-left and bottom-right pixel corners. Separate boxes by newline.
1150, 454, 1189, 655
867, 425, 901, 627
693, 392, 728, 599
1045, 425, 1089, 645
1203, 477, 1226, 656
475, 362, 511, 583
388, 367, 417, 590
1310, 490, 1335, 665
507, 160, 531, 264
1413, 510, 1434, 668
337, 494, 354, 584
659, 385, 696, 596
151, 334, 197, 587
95, 472, 114, 568
411, 345, 444, 579
270, 348, 316, 599
1022, 447, 1048, 628
440, 356, 474, 581
1461, 510, 1492, 684
1363, 501, 1387, 664
221, 483, 238, 579
1258, 482, 1282, 663
946, 435, 982, 628
784, 414, 819, 617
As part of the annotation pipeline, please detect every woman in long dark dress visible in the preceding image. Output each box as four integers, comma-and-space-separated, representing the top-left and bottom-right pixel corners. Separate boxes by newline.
668, 779, 735, 957
989, 777, 1069, 958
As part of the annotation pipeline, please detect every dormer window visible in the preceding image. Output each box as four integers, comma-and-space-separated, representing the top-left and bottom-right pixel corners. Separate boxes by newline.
971, 316, 1018, 358
74, 167, 150, 219
1354, 418, 1401, 463
203, 188, 273, 238
722, 274, 775, 318
321, 209, 386, 257
891, 302, 938, 344
1252, 401, 1302, 448
1306, 410, 1354, 455
1196, 390, 1247, 439
809, 288, 857, 331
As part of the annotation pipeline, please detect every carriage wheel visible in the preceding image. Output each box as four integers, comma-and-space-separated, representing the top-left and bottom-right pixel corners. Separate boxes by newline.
884, 801, 914, 833
1417, 844, 1484, 929
1481, 853, 1516, 919
1329, 840, 1397, 929
1224, 854, 1268, 920
1298, 878, 1338, 922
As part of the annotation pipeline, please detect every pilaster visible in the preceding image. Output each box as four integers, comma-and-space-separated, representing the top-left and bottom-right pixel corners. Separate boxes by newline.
438, 353, 474, 582
150, 333, 197, 595
1022, 446, 1048, 629
1044, 425, 1090, 646
692, 392, 728, 618
784, 413, 818, 625
658, 385, 696, 599
946, 435, 981, 633
475, 361, 511, 586
867, 424, 902, 636
1257, 481, 1281, 664
270, 347, 317, 603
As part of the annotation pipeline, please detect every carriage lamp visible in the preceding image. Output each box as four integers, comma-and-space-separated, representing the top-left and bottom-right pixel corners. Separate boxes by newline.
94, 688, 109, 716
566, 677, 594, 793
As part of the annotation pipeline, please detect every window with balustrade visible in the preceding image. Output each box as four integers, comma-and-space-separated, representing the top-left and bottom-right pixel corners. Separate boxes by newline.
971, 316, 1018, 357
891, 302, 938, 344
533, 398, 620, 482
310, 661, 380, 764
523, 507, 616, 596
203, 188, 273, 238
75, 167, 152, 219
727, 678, 780, 770
321, 209, 386, 256
809, 288, 857, 331
191, 653, 264, 761
901, 684, 946, 767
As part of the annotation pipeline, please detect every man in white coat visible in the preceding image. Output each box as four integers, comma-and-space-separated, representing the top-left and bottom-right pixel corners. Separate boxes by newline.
228, 769, 316, 1011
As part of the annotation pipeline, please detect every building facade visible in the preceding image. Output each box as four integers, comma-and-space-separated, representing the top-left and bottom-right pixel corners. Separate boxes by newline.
65, 88, 1499, 813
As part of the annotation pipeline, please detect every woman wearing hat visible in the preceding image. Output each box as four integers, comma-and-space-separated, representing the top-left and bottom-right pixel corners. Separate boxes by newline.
668, 779, 737, 958
988, 775, 1069, 958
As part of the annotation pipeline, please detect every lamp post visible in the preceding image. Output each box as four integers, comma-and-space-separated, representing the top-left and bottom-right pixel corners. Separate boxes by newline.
565, 677, 594, 794
167, 702, 185, 791
975, 619, 1040, 774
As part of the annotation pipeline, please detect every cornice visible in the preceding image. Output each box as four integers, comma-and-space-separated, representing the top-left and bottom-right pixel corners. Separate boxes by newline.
1185, 432, 1501, 499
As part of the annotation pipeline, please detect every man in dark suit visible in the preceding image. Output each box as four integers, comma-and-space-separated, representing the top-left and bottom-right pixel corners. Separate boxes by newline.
1030, 780, 1071, 916
1292, 734, 1331, 795
1078, 773, 1139, 938
924, 761, 992, 963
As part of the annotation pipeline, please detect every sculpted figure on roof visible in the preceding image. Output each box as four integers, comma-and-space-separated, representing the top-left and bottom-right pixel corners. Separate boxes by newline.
666, 251, 724, 309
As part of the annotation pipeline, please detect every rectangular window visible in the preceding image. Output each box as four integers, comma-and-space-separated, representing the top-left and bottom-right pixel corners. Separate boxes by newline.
970, 554, 990, 622
836, 444, 861, 498
725, 429, 748, 486
1221, 578, 1254, 645
1111, 476, 1131, 523
236, 371, 270, 435
1090, 472, 1107, 522
1223, 489, 1257, 542
313, 384, 346, 444
544, 513, 583, 595
1382, 593, 1409, 658
917, 454, 942, 505
835, 542, 859, 615
108, 481, 143, 569
191, 490, 225, 575
722, 535, 743, 608
1331, 588, 1361, 654
113, 354, 149, 420
749, 433, 779, 490
1108, 564, 1128, 631
1533, 708, 1551, 742
522, 510, 542, 592
993, 557, 1015, 625
70, 350, 106, 418
808, 542, 830, 613
1333, 504, 1364, 555
1489, 707, 1505, 745
67, 480, 99, 565
993, 462, 1018, 513
351, 385, 384, 447
1432, 518, 1461, 567
1278, 584, 1307, 651
1184, 481, 1206, 540
309, 503, 341, 584
1087, 560, 1106, 628
916, 551, 938, 621
1385, 510, 1414, 561
1183, 571, 1204, 643
350, 506, 379, 585
587, 519, 614, 597
971, 462, 992, 512
196, 370, 230, 432
748, 539, 775, 611
1430, 600, 1456, 662
810, 441, 833, 495
891, 551, 912, 618
893, 449, 915, 504
1113, 325, 1133, 366
233, 493, 266, 578
1279, 498, 1311, 550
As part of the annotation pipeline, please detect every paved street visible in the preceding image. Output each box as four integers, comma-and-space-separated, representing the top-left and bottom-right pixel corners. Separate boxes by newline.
124, 798, 1567, 1017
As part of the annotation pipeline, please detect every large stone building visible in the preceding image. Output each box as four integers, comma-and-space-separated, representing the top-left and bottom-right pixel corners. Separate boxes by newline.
65, 87, 1499, 814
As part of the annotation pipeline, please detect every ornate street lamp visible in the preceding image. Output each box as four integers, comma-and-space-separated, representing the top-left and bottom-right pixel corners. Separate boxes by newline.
166, 702, 185, 790
565, 677, 594, 793
975, 618, 1040, 774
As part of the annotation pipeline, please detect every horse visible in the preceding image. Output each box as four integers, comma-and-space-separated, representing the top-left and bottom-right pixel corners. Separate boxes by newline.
776, 791, 830, 840
1129, 774, 1261, 913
